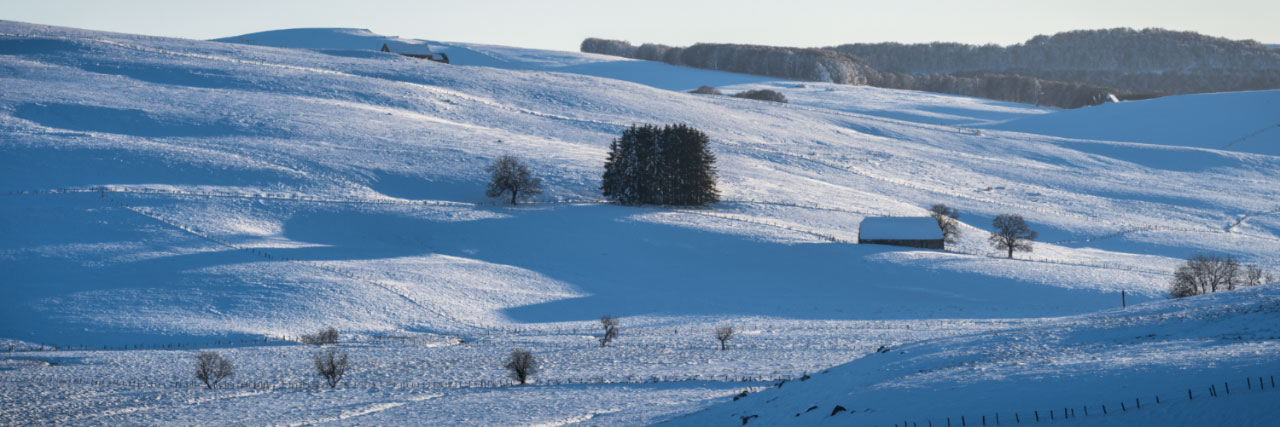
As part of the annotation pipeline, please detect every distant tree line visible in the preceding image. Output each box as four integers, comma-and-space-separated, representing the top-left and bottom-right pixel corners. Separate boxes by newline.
583, 38, 876, 85
830, 28, 1280, 95
582, 38, 1118, 108
583, 28, 1280, 108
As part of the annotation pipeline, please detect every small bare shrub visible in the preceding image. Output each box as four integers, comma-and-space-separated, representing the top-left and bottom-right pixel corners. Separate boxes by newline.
504, 349, 538, 385
195, 351, 234, 390
301, 327, 339, 346
731, 89, 787, 103
599, 315, 619, 347
689, 85, 723, 95
715, 326, 734, 351
313, 348, 349, 389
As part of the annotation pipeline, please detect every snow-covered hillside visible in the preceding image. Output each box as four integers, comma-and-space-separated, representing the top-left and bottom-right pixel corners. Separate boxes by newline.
2, 22, 1278, 425
985, 90, 1280, 156
667, 284, 1280, 426
214, 27, 776, 92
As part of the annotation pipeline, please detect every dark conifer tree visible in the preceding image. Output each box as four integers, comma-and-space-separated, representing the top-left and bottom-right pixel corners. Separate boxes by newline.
601, 124, 718, 206
631, 124, 661, 204
662, 124, 719, 205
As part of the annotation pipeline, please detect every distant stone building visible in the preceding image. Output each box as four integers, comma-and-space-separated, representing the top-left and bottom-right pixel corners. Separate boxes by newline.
380, 43, 449, 64
858, 217, 944, 249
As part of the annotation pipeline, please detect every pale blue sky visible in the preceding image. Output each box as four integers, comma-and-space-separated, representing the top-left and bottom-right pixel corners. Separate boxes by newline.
5, 0, 1277, 50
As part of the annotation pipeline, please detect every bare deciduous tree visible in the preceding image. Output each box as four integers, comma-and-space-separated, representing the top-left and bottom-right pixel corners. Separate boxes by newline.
195, 351, 234, 390
1243, 264, 1272, 287
1170, 253, 1242, 298
300, 327, 339, 346
504, 349, 538, 385
485, 155, 543, 205
989, 214, 1037, 258
313, 348, 349, 389
599, 315, 619, 348
714, 326, 734, 351
928, 204, 961, 246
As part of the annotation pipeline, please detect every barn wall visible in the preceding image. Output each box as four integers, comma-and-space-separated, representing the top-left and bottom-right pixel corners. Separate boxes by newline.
857, 238, 944, 250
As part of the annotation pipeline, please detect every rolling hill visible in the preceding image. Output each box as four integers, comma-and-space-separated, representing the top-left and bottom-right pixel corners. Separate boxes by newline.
985, 90, 1280, 156
2, 22, 1278, 425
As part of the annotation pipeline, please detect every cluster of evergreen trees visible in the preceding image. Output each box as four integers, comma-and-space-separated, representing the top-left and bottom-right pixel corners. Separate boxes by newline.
601, 124, 719, 206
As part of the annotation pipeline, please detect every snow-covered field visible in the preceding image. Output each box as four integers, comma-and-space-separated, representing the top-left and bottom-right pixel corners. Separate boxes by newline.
2, 21, 1278, 425
986, 90, 1280, 156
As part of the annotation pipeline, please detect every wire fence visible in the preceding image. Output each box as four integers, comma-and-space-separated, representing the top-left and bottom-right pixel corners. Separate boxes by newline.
881, 372, 1280, 427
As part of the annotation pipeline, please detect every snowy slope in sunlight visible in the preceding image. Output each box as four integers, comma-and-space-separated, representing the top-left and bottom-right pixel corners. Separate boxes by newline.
4, 22, 1280, 426
667, 284, 1280, 426
3, 22, 1280, 346
213, 27, 775, 91
986, 90, 1280, 156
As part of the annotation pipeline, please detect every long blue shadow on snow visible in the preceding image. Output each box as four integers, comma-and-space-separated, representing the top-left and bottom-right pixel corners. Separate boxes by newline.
13, 103, 268, 138
0, 195, 293, 346
1, 145, 306, 190
278, 203, 1120, 323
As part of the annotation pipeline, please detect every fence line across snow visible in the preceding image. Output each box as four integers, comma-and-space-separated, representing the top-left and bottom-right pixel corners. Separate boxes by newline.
875, 372, 1280, 427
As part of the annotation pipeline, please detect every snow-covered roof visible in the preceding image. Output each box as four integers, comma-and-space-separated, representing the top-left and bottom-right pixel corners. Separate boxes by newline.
859, 217, 942, 240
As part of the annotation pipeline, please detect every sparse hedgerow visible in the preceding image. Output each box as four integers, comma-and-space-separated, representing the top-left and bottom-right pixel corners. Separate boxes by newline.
300, 327, 339, 346
1169, 254, 1272, 298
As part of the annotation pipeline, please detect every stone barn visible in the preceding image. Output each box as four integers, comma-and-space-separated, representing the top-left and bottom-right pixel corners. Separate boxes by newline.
857, 217, 944, 249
